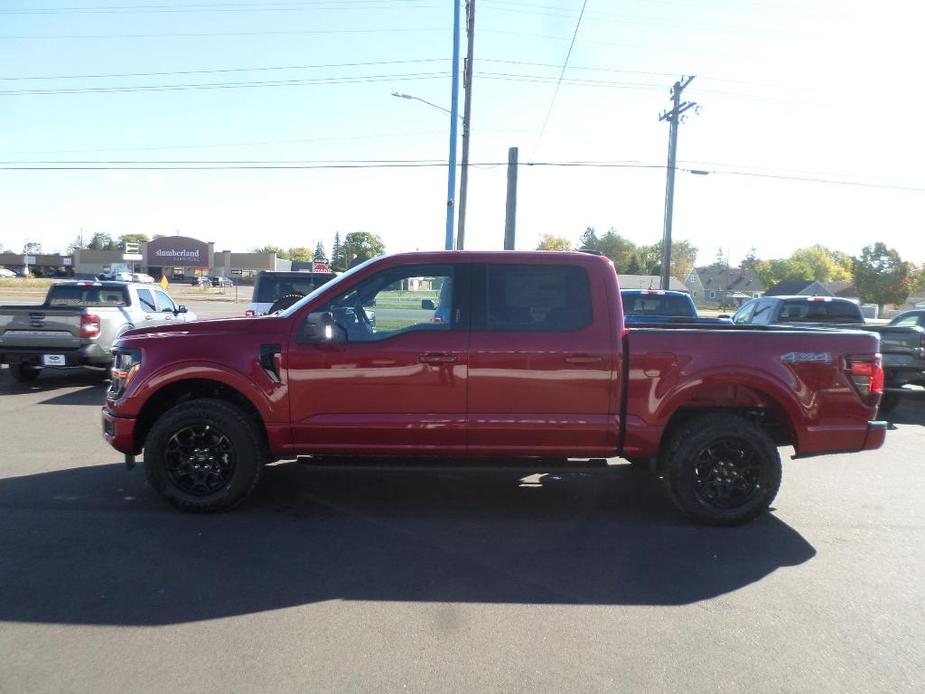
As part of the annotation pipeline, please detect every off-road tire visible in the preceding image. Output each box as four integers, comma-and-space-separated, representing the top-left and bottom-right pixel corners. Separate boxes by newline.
662, 413, 781, 526
144, 398, 265, 512
267, 292, 305, 314
9, 363, 41, 383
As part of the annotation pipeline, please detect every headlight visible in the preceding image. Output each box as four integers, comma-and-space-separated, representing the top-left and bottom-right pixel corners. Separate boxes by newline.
108, 348, 142, 400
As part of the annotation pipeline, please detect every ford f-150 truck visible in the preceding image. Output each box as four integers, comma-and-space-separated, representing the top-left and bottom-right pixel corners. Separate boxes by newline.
102, 252, 887, 525
1, 281, 196, 382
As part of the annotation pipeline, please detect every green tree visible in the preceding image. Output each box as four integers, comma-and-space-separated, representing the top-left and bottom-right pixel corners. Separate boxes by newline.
342, 231, 385, 268
626, 255, 641, 274
740, 247, 760, 272
331, 232, 344, 270
594, 229, 636, 272
578, 226, 598, 250
314, 241, 327, 261
535, 234, 573, 251
853, 243, 913, 313
117, 233, 148, 250
287, 247, 313, 262
88, 232, 116, 250
254, 245, 290, 259
22, 241, 42, 255
640, 240, 698, 282
711, 248, 729, 270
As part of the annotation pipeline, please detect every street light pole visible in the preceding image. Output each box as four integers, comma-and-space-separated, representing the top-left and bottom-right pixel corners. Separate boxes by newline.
456, 0, 476, 250
445, 0, 462, 251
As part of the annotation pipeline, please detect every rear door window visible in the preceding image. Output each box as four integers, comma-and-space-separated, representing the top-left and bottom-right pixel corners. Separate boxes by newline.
474, 264, 592, 332
732, 301, 757, 324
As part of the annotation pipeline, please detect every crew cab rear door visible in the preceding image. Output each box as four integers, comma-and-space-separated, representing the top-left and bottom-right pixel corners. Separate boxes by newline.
286, 263, 468, 453
466, 261, 616, 455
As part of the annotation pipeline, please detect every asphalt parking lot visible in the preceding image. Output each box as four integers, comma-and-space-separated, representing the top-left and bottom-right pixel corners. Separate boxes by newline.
1, 296, 924, 693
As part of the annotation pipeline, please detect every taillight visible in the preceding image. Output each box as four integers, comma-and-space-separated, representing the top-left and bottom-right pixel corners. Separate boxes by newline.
80, 313, 101, 339
245, 310, 255, 317
846, 354, 883, 405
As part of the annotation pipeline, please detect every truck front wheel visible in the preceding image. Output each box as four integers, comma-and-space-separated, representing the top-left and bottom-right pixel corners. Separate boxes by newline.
143, 398, 265, 512
662, 414, 781, 526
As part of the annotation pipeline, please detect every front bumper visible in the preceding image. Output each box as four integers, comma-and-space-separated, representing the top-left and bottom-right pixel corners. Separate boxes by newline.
102, 407, 139, 456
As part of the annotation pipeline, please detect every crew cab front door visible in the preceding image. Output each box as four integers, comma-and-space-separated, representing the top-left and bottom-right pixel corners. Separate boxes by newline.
286, 263, 468, 454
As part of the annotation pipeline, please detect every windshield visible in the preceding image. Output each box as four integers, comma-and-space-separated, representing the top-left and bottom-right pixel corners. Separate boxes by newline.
277, 259, 377, 317
779, 299, 863, 323
622, 293, 693, 317
46, 285, 128, 307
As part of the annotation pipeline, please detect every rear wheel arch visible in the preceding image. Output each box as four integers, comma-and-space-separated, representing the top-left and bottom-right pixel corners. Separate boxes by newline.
657, 383, 798, 462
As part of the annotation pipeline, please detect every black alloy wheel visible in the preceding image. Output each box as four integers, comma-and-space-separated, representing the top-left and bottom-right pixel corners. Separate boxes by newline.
144, 398, 265, 512
690, 437, 763, 510
164, 424, 236, 496
662, 413, 782, 526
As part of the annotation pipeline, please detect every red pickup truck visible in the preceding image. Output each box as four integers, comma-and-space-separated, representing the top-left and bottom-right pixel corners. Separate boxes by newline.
102, 251, 887, 525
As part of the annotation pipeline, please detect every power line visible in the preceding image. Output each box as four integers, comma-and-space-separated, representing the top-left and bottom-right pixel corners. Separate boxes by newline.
0, 27, 448, 40
0, 0, 441, 14
531, 0, 589, 155
0, 71, 449, 95
0, 58, 448, 81
0, 158, 920, 192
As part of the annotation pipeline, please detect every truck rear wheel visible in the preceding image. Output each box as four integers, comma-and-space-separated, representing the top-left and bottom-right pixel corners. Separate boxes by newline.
143, 398, 265, 512
9, 363, 41, 383
662, 413, 781, 526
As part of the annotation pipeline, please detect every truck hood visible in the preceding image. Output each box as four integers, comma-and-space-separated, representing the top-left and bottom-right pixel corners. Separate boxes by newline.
119, 316, 282, 343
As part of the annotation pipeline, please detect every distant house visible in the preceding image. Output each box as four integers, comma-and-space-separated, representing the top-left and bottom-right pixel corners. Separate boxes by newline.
618, 274, 689, 292
766, 279, 859, 299
686, 267, 765, 308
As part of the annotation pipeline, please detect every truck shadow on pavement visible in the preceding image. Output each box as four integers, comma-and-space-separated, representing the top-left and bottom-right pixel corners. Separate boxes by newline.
883, 398, 925, 426
0, 461, 816, 625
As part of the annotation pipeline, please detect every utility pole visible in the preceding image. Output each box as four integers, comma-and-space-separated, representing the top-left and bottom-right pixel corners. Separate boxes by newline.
504, 147, 518, 250
456, 0, 476, 250
658, 75, 698, 290
445, 0, 462, 251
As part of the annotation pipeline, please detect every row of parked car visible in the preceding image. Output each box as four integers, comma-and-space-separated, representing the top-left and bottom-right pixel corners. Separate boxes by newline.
624, 289, 925, 412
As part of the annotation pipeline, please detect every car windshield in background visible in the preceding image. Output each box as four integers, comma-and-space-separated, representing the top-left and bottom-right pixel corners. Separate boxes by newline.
779, 299, 862, 322
46, 285, 128, 307
622, 294, 691, 317
255, 273, 336, 303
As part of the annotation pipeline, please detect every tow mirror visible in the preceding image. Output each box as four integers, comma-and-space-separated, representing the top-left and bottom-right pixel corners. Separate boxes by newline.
177, 305, 188, 314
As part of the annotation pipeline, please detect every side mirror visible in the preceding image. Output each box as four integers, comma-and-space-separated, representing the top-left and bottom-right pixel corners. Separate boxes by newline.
301, 311, 345, 344
177, 305, 188, 314
718, 314, 730, 319
421, 299, 436, 310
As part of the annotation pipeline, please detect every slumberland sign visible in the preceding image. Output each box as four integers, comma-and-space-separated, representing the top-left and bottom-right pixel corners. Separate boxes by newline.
147, 236, 209, 265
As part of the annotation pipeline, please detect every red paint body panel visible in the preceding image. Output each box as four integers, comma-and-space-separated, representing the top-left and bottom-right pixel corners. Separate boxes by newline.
102, 251, 886, 461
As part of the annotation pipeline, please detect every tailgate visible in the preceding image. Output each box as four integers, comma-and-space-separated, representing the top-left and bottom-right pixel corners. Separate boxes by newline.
870, 326, 924, 366
0, 309, 83, 350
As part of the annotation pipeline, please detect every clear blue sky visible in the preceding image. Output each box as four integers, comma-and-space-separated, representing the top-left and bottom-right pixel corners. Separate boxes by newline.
0, 0, 922, 266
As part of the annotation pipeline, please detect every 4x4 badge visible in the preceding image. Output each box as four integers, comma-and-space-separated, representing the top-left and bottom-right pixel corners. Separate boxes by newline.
781, 352, 832, 364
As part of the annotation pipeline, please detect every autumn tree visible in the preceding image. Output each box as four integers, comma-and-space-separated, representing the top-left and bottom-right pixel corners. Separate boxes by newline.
853, 243, 913, 313
254, 245, 290, 259
287, 247, 313, 262
535, 235, 573, 251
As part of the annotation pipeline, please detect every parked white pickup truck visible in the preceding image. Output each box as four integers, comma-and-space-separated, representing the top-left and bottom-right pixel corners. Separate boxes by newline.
0, 281, 197, 382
